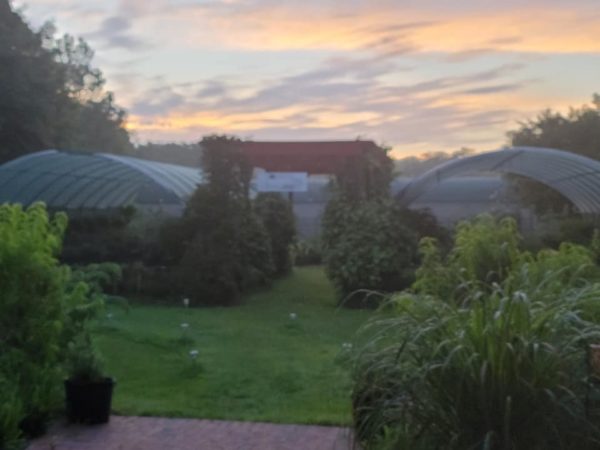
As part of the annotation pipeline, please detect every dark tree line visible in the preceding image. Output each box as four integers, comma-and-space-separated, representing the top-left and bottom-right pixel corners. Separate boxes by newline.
0, 0, 133, 163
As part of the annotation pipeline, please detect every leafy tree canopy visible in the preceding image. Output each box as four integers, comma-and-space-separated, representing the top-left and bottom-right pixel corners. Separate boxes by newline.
0, 1, 133, 163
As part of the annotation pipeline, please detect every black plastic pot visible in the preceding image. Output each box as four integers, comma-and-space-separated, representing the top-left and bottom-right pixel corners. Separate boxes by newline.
19, 412, 48, 437
64, 377, 115, 424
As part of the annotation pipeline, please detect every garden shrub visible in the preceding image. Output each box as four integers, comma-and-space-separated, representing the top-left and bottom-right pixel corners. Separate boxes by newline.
238, 210, 274, 289
177, 186, 245, 305
322, 144, 448, 306
176, 135, 273, 305
352, 213, 600, 449
70, 262, 122, 294
119, 263, 179, 299
413, 214, 521, 301
352, 281, 600, 450
512, 242, 600, 289
323, 197, 419, 306
0, 203, 108, 441
413, 214, 600, 303
0, 203, 68, 438
61, 207, 140, 263
0, 377, 23, 450
254, 193, 296, 276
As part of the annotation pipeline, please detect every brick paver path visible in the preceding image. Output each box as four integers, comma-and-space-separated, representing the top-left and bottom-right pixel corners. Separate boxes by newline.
28, 416, 355, 450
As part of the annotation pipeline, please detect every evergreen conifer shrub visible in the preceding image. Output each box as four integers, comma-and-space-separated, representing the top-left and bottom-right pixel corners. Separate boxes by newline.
254, 193, 296, 277
176, 136, 273, 305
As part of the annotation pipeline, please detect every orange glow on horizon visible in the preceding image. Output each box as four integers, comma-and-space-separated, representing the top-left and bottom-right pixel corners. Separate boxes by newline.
174, 6, 600, 54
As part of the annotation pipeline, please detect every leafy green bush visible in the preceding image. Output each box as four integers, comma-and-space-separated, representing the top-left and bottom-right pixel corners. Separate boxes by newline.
119, 263, 179, 299
65, 334, 104, 382
0, 203, 111, 440
254, 193, 296, 276
0, 377, 23, 450
0, 203, 68, 437
61, 207, 144, 263
322, 145, 447, 307
323, 197, 419, 306
512, 243, 599, 290
413, 214, 521, 301
352, 213, 600, 449
176, 136, 273, 305
238, 210, 274, 289
352, 281, 600, 449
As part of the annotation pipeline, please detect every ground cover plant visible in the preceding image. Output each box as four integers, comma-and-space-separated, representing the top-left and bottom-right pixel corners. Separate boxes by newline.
93, 267, 368, 425
351, 214, 600, 450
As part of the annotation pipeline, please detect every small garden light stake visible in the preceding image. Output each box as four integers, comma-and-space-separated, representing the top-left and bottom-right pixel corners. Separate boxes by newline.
180, 322, 190, 340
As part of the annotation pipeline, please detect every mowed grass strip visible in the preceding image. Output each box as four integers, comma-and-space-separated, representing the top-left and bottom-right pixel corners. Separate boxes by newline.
93, 267, 369, 425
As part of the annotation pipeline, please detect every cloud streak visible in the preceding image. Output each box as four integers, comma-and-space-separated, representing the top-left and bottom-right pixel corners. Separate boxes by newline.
124, 58, 533, 155
13, 0, 600, 156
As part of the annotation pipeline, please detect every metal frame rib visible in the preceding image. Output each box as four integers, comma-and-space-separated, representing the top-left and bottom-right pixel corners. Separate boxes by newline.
396, 147, 600, 214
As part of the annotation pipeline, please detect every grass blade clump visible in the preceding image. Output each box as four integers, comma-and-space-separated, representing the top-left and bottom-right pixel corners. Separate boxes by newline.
353, 284, 600, 449
352, 215, 600, 449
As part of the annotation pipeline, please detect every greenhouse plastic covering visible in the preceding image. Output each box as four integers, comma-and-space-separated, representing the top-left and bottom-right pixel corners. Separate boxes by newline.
0, 150, 202, 210
397, 147, 600, 214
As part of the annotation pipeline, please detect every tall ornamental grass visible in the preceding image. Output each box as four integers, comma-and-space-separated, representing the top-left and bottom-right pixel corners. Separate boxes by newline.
352, 215, 600, 449
353, 281, 600, 449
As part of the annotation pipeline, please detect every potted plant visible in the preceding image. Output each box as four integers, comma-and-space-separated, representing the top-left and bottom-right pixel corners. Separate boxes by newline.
64, 335, 115, 424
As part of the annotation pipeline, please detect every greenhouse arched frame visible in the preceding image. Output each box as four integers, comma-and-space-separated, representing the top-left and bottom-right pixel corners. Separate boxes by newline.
396, 147, 600, 214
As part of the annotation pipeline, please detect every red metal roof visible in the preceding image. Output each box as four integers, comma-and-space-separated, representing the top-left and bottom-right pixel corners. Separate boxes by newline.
240, 140, 385, 174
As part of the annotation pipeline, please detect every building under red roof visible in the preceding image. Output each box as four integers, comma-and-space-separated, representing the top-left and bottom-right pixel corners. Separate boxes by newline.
240, 140, 387, 175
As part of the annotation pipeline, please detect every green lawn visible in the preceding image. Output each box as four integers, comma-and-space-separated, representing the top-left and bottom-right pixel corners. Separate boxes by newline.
94, 266, 369, 425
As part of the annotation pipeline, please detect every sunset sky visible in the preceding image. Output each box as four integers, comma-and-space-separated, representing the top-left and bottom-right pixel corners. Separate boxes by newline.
14, 0, 600, 157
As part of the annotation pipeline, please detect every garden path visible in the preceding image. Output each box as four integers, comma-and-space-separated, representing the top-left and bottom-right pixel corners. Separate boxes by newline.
28, 415, 354, 450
